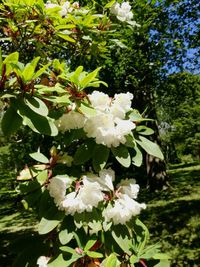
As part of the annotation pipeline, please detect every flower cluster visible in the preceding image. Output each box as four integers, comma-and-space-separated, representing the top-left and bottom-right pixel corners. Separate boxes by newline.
37, 256, 50, 267
48, 169, 146, 225
56, 91, 136, 147
45, 1, 79, 17
110, 2, 133, 22
103, 178, 146, 225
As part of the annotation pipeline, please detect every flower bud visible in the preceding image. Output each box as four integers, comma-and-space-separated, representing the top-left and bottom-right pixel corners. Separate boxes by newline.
50, 146, 57, 157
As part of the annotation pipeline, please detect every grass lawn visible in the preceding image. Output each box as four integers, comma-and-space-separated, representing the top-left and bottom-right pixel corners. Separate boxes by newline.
140, 163, 200, 267
0, 167, 38, 267
0, 161, 200, 266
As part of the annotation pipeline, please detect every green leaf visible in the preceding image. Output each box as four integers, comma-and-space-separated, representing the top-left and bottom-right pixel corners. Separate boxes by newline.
1, 105, 22, 136
136, 125, 154, 135
33, 63, 50, 79
130, 255, 139, 264
59, 230, 74, 245
128, 109, 143, 121
129, 218, 150, 255
57, 32, 75, 43
38, 217, 60, 235
111, 39, 127, 49
17, 166, 37, 181
3, 51, 19, 64
29, 152, 49, 164
56, 251, 81, 267
80, 67, 101, 89
36, 84, 66, 94
47, 254, 67, 267
86, 251, 104, 258
154, 259, 171, 267
74, 139, 95, 165
104, 0, 116, 8
36, 170, 48, 185
125, 134, 135, 148
153, 253, 171, 260
55, 24, 76, 30
92, 144, 109, 172
70, 66, 84, 84
43, 95, 71, 104
88, 220, 102, 234
14, 98, 58, 136
65, 256, 82, 267
111, 231, 131, 255
88, 80, 108, 88
60, 246, 75, 254
84, 239, 97, 251
128, 109, 153, 122
78, 102, 96, 117
22, 114, 58, 136
22, 64, 34, 82
140, 244, 160, 259
30, 57, 40, 70
1, 93, 16, 99
101, 254, 121, 267
132, 145, 143, 167
25, 96, 49, 116
136, 136, 164, 160
111, 145, 131, 167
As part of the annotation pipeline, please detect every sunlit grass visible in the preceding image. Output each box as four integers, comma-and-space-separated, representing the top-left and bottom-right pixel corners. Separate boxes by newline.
140, 163, 200, 267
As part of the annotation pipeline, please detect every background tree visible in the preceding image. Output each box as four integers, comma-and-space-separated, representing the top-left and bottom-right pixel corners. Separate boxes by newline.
99, 0, 200, 188
157, 72, 200, 162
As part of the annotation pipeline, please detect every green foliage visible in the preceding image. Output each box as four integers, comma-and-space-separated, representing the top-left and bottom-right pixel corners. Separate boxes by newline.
157, 72, 200, 162
92, 144, 110, 172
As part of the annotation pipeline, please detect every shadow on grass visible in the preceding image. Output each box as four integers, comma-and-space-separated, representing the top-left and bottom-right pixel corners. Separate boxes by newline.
0, 196, 37, 267
142, 198, 200, 235
140, 165, 200, 267
168, 161, 199, 170
0, 229, 36, 267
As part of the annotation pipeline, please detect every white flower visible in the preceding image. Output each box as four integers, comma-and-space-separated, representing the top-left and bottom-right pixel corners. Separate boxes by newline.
112, 92, 133, 113
109, 103, 126, 119
60, 1, 72, 16
89, 91, 111, 111
98, 168, 115, 191
115, 118, 135, 140
121, 2, 132, 13
80, 169, 115, 192
61, 176, 104, 215
78, 177, 104, 208
45, 2, 59, 9
84, 112, 119, 147
45, 1, 73, 16
84, 92, 134, 147
61, 191, 84, 214
117, 178, 140, 199
110, 3, 120, 15
125, 11, 134, 21
48, 176, 71, 206
55, 111, 85, 132
103, 194, 146, 225
110, 2, 133, 22
72, 2, 80, 9
37, 256, 50, 267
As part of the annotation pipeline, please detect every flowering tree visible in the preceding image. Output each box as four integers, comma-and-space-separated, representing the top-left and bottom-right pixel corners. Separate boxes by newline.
0, 0, 169, 266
